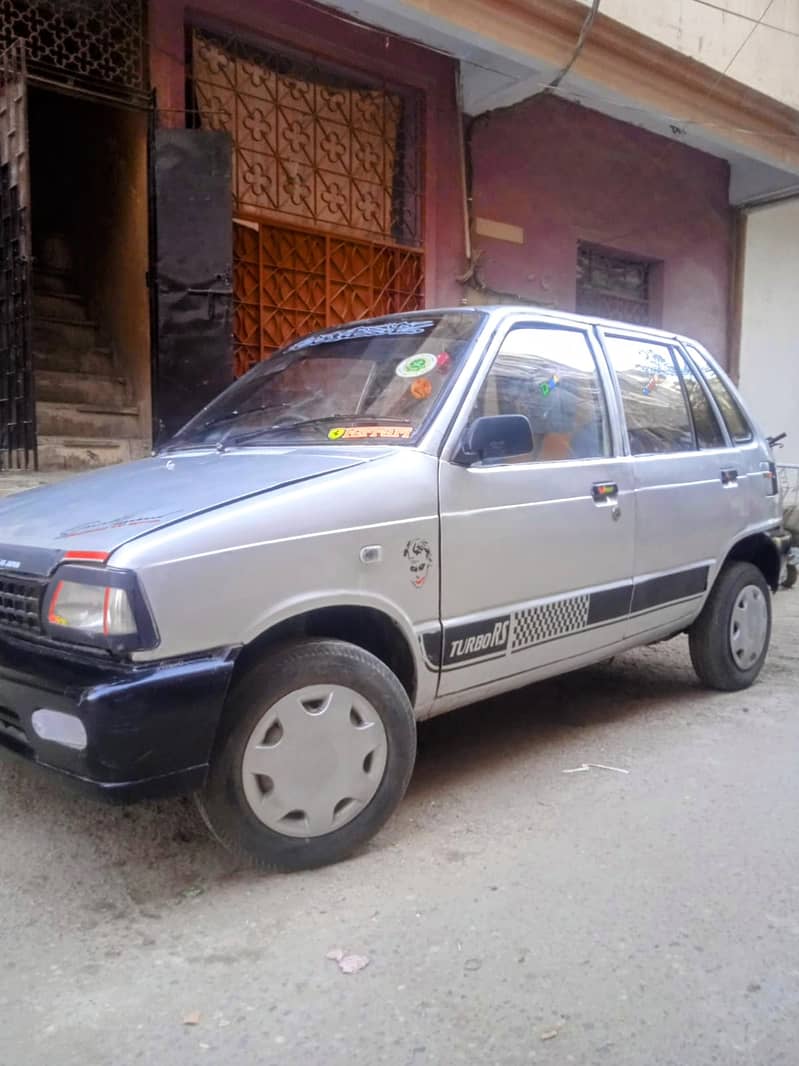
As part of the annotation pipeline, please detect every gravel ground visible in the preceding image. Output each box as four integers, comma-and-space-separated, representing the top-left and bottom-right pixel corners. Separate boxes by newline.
1, 589, 797, 1065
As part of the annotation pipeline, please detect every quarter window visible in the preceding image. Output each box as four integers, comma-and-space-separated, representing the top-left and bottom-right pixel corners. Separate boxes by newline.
685, 345, 753, 444
604, 335, 694, 455
674, 349, 726, 449
469, 325, 610, 463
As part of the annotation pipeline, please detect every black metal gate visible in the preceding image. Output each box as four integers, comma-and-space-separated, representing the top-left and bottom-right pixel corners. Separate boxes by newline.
0, 40, 35, 470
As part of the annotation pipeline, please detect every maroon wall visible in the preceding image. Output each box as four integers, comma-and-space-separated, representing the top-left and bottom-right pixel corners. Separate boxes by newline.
149, 0, 466, 307
470, 94, 734, 361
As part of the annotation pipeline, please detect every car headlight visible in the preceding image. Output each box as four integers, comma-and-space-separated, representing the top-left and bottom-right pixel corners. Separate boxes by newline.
43, 565, 158, 652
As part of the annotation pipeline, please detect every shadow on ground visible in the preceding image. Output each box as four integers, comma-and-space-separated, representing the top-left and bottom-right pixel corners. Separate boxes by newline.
1, 641, 702, 908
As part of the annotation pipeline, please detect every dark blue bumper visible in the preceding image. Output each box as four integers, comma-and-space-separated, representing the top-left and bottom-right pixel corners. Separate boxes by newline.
0, 632, 239, 801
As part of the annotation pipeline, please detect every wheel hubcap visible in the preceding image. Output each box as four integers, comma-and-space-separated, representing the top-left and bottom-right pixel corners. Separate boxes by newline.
241, 684, 388, 838
729, 584, 768, 670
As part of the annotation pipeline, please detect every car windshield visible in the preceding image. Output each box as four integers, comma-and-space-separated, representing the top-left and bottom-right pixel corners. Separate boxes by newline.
165, 312, 485, 450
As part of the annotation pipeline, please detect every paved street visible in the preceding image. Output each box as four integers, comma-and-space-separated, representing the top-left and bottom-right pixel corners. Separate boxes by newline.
1, 593, 798, 1066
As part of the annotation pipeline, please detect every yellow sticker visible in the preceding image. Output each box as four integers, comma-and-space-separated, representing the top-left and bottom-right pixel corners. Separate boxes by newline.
328, 427, 346, 440
338, 425, 413, 440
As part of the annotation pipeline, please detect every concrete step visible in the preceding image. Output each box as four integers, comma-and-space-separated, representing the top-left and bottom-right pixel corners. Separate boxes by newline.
33, 317, 99, 352
36, 401, 142, 440
32, 267, 76, 296
37, 436, 151, 472
34, 346, 115, 376
35, 369, 129, 408
33, 291, 89, 323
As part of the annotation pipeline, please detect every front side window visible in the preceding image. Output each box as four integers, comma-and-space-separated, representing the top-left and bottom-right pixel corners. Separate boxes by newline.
468, 324, 610, 463
673, 349, 726, 449
166, 312, 485, 450
604, 335, 694, 455
685, 345, 753, 445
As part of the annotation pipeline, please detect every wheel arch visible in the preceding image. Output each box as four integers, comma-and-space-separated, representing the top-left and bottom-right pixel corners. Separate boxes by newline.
231, 604, 419, 705
721, 532, 781, 592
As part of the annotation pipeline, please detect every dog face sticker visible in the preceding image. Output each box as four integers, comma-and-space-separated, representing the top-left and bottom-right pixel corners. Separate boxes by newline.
404, 538, 433, 588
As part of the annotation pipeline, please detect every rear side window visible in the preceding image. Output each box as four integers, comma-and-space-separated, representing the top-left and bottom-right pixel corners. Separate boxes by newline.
686, 345, 753, 444
603, 335, 694, 455
674, 349, 726, 449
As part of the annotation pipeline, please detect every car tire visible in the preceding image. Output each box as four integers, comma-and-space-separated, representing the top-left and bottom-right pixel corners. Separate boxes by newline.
196, 639, 417, 872
689, 561, 772, 692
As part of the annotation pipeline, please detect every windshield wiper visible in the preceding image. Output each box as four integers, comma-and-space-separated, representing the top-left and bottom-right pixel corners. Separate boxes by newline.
228, 415, 413, 446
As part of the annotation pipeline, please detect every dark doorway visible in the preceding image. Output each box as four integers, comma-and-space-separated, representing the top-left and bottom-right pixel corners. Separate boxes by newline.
27, 87, 150, 469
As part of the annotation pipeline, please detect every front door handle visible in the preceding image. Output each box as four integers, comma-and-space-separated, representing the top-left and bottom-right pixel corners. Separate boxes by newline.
592, 482, 619, 503
721, 468, 738, 486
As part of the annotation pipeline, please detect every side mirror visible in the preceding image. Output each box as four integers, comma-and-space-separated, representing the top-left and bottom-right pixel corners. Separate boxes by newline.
455, 414, 533, 466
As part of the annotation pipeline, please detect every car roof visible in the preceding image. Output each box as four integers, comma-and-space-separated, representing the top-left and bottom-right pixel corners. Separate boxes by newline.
353, 305, 705, 350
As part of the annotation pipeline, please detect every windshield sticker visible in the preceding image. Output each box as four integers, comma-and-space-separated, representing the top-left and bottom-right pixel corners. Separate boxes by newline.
539, 373, 560, 396
436, 351, 452, 372
287, 320, 435, 352
404, 538, 433, 588
328, 425, 413, 441
410, 377, 433, 401
396, 353, 437, 379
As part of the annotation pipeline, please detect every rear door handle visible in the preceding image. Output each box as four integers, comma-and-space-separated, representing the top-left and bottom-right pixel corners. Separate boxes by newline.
721, 468, 738, 486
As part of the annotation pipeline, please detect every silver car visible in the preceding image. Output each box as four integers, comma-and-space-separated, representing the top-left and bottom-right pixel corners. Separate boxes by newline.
0, 308, 789, 870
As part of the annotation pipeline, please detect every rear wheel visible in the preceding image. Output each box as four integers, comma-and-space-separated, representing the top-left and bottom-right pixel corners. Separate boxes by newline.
197, 639, 416, 871
689, 562, 772, 691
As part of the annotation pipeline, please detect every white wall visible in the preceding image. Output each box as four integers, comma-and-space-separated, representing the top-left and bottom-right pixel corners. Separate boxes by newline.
738, 198, 799, 465
576, 0, 799, 110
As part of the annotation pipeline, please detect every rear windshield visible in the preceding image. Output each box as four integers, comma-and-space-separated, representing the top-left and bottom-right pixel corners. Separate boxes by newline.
166, 312, 485, 450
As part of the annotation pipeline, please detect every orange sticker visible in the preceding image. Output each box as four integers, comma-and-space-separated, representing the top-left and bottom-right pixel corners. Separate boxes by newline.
340, 425, 413, 440
410, 377, 433, 400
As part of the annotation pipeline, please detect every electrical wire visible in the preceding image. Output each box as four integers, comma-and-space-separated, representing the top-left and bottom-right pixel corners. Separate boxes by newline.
712, 0, 777, 83
688, 0, 799, 40
546, 0, 601, 92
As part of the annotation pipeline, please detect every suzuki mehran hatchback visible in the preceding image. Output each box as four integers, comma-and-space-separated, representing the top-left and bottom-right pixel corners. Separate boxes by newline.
0, 309, 788, 869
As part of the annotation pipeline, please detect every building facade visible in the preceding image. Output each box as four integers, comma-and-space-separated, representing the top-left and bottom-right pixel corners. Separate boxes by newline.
1, 0, 797, 470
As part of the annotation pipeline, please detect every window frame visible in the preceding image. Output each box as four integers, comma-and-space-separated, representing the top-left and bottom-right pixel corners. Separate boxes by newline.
597, 328, 700, 458
443, 315, 621, 468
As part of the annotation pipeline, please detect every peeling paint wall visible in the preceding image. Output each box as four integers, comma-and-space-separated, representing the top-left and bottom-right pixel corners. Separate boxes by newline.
470, 94, 733, 360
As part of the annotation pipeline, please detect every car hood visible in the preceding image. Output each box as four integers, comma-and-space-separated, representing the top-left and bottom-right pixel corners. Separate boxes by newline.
0, 448, 379, 574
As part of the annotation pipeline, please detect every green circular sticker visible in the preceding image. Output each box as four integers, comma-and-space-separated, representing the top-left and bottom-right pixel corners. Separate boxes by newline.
396, 353, 437, 379
328, 427, 346, 440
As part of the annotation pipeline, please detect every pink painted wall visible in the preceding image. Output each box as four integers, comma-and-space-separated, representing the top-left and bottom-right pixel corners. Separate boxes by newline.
148, 0, 466, 306
470, 94, 734, 362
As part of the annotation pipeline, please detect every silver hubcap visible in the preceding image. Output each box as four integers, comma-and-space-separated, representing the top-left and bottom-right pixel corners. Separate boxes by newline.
729, 584, 769, 670
241, 685, 388, 838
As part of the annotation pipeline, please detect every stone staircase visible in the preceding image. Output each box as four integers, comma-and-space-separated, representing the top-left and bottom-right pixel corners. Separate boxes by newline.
32, 242, 150, 471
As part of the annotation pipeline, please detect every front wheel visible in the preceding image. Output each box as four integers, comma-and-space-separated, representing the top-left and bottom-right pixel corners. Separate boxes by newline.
689, 561, 772, 691
197, 639, 416, 871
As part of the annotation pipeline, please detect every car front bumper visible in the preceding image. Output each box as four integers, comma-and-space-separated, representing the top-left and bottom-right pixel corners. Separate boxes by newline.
0, 632, 238, 801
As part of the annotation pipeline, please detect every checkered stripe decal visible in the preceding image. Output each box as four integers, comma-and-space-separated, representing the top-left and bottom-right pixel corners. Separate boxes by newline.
512, 595, 590, 650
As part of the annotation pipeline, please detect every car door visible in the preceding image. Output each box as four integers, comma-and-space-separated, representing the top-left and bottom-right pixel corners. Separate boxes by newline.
598, 328, 748, 639
437, 317, 636, 699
